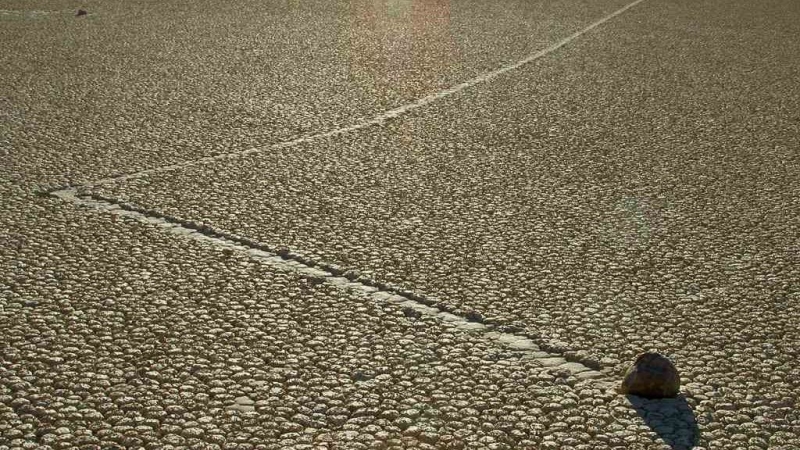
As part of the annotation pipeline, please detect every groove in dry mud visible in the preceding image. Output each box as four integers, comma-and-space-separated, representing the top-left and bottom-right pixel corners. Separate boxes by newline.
40, 0, 649, 193
49, 187, 612, 385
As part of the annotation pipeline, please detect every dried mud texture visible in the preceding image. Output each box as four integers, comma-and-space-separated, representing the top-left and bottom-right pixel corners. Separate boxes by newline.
4, 0, 800, 448
2, 185, 707, 449
88, 1, 800, 447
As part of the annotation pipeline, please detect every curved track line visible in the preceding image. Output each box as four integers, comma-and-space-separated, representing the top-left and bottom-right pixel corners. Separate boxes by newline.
77, 0, 650, 188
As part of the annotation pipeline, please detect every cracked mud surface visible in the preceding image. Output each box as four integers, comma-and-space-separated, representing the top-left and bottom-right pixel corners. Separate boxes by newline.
87, 0, 800, 447
88, 1, 800, 446
3, 0, 800, 448
2, 185, 707, 449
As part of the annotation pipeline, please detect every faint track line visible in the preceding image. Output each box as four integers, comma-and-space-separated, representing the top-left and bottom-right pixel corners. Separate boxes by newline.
67, 0, 650, 189
0, 9, 82, 16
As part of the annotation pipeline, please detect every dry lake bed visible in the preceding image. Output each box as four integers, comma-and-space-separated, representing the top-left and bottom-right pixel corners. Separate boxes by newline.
1, 0, 798, 448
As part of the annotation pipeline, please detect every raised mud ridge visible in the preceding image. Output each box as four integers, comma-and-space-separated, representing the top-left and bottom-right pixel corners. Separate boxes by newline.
51, 187, 614, 386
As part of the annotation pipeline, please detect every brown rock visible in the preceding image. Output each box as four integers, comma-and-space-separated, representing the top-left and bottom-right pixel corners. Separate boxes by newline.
619, 352, 680, 398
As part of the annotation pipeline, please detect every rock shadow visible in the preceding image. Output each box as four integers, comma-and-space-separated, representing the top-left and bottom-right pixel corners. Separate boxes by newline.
627, 394, 700, 449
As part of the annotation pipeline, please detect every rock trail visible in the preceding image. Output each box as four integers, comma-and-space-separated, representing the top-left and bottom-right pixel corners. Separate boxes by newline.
51, 187, 611, 386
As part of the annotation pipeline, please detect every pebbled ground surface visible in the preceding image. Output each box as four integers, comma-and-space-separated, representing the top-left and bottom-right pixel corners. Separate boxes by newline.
3, 0, 800, 448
